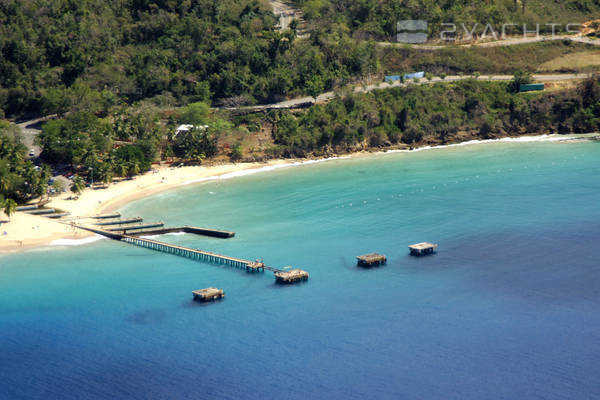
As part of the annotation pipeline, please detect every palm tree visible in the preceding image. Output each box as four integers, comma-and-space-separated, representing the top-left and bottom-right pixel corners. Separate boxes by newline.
4, 198, 17, 221
99, 164, 113, 187
71, 175, 85, 196
127, 161, 140, 178
114, 161, 128, 178
104, 171, 114, 187
0, 162, 11, 194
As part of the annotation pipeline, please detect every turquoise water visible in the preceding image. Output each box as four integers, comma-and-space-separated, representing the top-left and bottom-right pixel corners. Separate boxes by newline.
1, 140, 600, 399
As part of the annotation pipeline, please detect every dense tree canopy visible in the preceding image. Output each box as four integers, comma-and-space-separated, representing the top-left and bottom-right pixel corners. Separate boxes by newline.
2, 0, 600, 206
0, 0, 378, 118
295, 0, 600, 40
0, 122, 49, 202
268, 77, 600, 157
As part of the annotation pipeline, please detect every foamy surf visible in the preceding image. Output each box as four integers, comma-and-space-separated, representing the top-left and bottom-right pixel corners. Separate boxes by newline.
384, 134, 582, 154
51, 235, 105, 246
179, 134, 587, 187
139, 232, 186, 240
180, 156, 349, 186
139, 235, 160, 240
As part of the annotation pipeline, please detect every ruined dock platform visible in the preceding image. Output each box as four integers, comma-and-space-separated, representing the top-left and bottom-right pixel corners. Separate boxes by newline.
73, 222, 307, 284
192, 288, 225, 302
409, 242, 438, 256
274, 269, 309, 283
357, 253, 387, 267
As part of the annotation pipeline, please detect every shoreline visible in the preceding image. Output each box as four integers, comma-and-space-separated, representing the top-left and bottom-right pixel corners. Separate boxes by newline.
1, 132, 596, 254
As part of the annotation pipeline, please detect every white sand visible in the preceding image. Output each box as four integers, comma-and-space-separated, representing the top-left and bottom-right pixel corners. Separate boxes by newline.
0, 160, 294, 252
1, 133, 589, 253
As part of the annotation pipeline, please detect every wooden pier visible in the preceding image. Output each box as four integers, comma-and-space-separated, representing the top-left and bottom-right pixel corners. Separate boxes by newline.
121, 234, 272, 272
98, 225, 235, 238
357, 253, 387, 267
73, 223, 308, 283
16, 205, 39, 212
91, 212, 121, 219
182, 227, 235, 238
105, 222, 165, 232
46, 212, 71, 219
409, 242, 438, 256
26, 208, 55, 215
192, 287, 225, 302
94, 217, 143, 226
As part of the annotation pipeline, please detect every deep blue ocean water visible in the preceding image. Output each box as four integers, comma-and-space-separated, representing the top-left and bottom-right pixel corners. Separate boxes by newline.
1, 139, 599, 399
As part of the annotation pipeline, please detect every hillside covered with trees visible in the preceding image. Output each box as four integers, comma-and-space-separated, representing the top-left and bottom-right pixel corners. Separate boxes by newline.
295, 0, 600, 40
0, 122, 50, 203
2, 0, 600, 207
265, 76, 600, 157
2, 0, 600, 120
0, 0, 377, 118
27, 75, 600, 172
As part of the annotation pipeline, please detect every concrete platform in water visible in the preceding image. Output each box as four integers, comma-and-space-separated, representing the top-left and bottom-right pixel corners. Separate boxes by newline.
357, 253, 387, 267
192, 288, 225, 302
126, 226, 235, 238
409, 242, 438, 256
274, 269, 309, 284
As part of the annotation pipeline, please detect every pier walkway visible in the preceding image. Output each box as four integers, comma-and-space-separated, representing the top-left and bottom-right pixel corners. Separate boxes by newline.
121, 234, 280, 273
72, 222, 308, 282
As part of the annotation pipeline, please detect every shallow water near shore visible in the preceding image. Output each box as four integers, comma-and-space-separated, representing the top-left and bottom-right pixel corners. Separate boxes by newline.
1, 140, 600, 399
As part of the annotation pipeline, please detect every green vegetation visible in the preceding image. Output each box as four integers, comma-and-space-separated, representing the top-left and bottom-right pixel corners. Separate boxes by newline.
172, 126, 218, 162
1, 0, 599, 207
295, 0, 600, 40
0, 0, 378, 118
1, 1, 598, 121
0, 122, 49, 203
380, 41, 597, 76
4, 74, 600, 204
30, 100, 239, 187
3, 198, 17, 220
538, 50, 600, 72
508, 70, 533, 92
230, 142, 244, 161
267, 76, 600, 157
70, 176, 85, 195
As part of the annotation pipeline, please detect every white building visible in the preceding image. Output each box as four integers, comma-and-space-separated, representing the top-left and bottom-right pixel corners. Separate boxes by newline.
174, 124, 209, 137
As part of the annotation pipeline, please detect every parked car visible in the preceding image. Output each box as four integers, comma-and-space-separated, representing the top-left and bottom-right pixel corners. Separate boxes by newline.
29, 149, 35, 157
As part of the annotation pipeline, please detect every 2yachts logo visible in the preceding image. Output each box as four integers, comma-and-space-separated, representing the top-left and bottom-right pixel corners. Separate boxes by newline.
397, 21, 582, 44
397, 20, 428, 44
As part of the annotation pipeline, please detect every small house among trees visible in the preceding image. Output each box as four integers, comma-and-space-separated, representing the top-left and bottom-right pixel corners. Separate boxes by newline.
174, 124, 209, 138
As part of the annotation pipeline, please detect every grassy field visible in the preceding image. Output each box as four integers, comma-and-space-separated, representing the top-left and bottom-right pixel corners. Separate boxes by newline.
295, 0, 600, 40
525, 0, 600, 25
539, 51, 600, 71
380, 41, 600, 75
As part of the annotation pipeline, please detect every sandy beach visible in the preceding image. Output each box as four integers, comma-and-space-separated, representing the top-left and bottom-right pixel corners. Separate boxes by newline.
0, 159, 301, 253
1, 133, 594, 254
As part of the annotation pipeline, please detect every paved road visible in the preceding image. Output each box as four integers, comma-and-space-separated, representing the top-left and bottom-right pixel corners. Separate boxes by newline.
379, 34, 600, 50
269, 0, 305, 32
16, 115, 56, 159
228, 73, 594, 111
